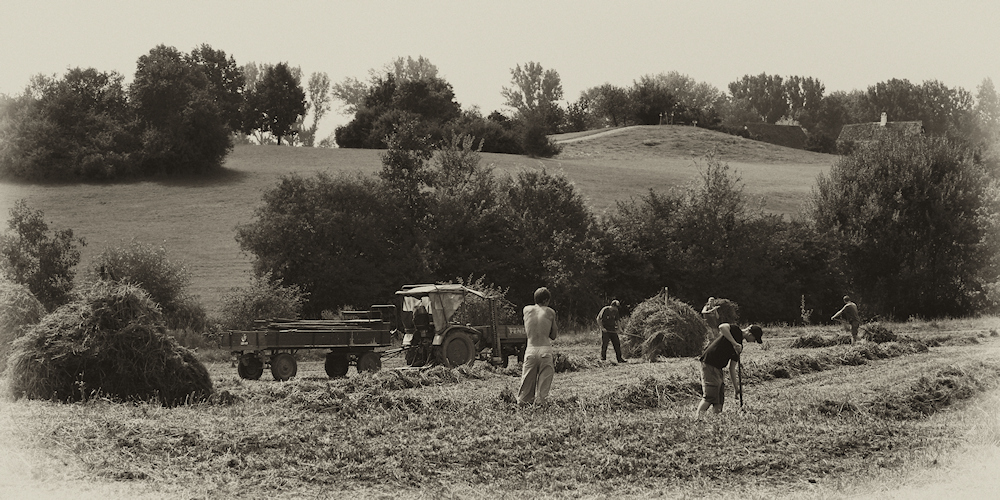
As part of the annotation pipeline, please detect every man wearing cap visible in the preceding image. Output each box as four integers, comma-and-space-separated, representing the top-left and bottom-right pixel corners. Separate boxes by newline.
695, 323, 763, 418
597, 299, 626, 363
832, 295, 861, 343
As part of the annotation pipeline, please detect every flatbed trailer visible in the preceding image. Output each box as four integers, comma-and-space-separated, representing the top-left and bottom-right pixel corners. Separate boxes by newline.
223, 304, 396, 381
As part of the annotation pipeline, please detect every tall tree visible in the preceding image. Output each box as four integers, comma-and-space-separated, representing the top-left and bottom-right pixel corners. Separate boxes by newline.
501, 61, 564, 132
300, 71, 331, 147
975, 78, 1000, 145
130, 44, 231, 174
247, 62, 306, 145
187, 44, 245, 132
728, 73, 788, 123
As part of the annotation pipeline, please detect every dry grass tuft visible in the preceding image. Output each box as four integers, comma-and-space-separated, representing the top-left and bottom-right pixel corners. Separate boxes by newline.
603, 375, 702, 409
5, 281, 212, 406
0, 279, 45, 372
862, 322, 897, 343
620, 291, 707, 361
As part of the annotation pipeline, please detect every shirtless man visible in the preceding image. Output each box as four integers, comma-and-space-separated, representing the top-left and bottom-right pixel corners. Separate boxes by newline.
518, 287, 558, 405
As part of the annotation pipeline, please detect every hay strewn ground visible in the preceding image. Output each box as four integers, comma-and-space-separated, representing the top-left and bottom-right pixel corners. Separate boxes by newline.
6, 282, 212, 406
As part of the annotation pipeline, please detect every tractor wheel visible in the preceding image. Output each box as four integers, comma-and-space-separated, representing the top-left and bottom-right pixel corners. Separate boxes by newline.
270, 353, 298, 381
437, 331, 476, 368
237, 354, 264, 380
325, 353, 350, 378
357, 351, 382, 373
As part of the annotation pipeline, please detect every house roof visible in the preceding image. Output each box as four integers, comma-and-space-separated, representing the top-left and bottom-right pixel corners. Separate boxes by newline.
743, 123, 808, 149
837, 121, 923, 143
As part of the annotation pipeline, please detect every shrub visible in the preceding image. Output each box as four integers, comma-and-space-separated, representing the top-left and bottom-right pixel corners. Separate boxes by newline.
90, 238, 205, 331
0, 200, 84, 311
620, 291, 707, 360
0, 279, 46, 372
217, 273, 306, 330
6, 281, 212, 406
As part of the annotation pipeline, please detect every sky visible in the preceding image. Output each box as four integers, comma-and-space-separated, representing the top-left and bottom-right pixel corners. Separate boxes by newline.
2, 0, 997, 140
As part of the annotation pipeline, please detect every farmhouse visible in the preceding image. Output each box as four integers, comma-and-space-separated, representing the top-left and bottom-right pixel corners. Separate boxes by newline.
743, 123, 809, 150
836, 112, 924, 151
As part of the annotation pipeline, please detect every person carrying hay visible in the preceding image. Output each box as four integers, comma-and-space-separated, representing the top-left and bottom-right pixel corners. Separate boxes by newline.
518, 287, 558, 405
701, 297, 721, 334
695, 323, 763, 418
831, 295, 861, 343
597, 299, 626, 364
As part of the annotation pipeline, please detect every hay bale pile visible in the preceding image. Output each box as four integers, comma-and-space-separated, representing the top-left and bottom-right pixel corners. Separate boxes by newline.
6, 282, 212, 406
862, 322, 897, 343
620, 292, 708, 361
711, 298, 740, 325
0, 280, 46, 372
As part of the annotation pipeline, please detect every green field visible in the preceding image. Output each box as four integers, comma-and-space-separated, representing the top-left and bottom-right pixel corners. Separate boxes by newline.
0, 125, 836, 315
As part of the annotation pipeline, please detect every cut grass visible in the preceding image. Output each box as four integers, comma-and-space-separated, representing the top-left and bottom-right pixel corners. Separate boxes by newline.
2, 319, 997, 499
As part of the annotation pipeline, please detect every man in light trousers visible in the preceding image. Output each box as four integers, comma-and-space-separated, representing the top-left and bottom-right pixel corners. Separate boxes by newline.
518, 287, 558, 405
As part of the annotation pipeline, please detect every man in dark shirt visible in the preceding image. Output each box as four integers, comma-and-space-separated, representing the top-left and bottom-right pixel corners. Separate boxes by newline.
597, 300, 626, 363
695, 323, 763, 418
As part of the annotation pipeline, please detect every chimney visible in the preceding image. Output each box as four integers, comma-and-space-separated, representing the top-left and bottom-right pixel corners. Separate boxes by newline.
880, 112, 887, 127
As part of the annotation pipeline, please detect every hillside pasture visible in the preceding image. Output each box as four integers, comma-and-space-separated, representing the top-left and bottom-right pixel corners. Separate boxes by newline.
0, 126, 835, 315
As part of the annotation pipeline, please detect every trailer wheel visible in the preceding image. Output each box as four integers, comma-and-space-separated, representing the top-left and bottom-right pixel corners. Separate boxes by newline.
357, 351, 382, 373
237, 354, 264, 380
437, 331, 476, 367
325, 353, 349, 378
270, 353, 298, 381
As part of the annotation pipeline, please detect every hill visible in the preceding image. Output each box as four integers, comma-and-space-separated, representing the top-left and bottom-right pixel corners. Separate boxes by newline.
0, 125, 837, 315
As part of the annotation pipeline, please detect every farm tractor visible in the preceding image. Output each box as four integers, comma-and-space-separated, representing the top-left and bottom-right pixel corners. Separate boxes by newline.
396, 284, 526, 368
222, 283, 526, 381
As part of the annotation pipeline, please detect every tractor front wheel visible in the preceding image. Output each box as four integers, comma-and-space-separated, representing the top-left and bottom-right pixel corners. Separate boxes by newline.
270, 353, 298, 381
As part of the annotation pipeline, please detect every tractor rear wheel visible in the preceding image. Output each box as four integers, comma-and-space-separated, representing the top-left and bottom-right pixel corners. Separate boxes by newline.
357, 351, 382, 373
325, 353, 349, 378
237, 354, 264, 380
270, 353, 298, 381
437, 331, 476, 368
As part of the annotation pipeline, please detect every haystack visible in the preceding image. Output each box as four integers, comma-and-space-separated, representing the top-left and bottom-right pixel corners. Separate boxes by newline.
711, 298, 740, 325
6, 282, 212, 406
0, 280, 46, 372
620, 291, 708, 361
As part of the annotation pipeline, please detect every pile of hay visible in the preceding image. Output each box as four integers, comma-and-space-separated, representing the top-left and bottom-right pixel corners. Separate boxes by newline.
620, 292, 708, 361
6, 282, 212, 406
0, 280, 46, 372
711, 298, 740, 325
790, 333, 853, 348
862, 322, 897, 343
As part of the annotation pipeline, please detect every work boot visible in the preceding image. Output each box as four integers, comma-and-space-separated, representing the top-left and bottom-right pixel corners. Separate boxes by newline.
617, 358, 627, 364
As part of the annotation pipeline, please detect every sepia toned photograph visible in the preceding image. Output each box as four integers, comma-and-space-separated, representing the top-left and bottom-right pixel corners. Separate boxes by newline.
1, 1, 998, 498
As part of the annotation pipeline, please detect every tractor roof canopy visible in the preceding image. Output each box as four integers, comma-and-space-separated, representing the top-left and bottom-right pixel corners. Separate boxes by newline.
396, 284, 487, 333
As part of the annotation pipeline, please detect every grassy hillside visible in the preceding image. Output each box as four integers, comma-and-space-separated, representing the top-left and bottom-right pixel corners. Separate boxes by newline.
0, 126, 837, 314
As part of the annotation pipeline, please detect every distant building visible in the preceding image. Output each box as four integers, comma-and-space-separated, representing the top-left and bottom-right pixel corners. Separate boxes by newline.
836, 112, 924, 152
742, 123, 808, 150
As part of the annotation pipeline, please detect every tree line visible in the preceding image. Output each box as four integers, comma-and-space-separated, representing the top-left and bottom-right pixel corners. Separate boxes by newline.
5, 47, 999, 182
235, 127, 1000, 324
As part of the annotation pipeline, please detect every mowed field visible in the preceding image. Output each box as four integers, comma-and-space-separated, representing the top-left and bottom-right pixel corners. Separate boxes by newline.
0, 125, 836, 315
1, 320, 999, 499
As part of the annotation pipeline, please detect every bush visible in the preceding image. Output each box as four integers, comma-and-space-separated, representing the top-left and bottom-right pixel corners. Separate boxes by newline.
0, 279, 46, 372
0, 200, 84, 311
620, 291, 707, 361
217, 273, 306, 330
90, 238, 205, 331
6, 282, 212, 406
